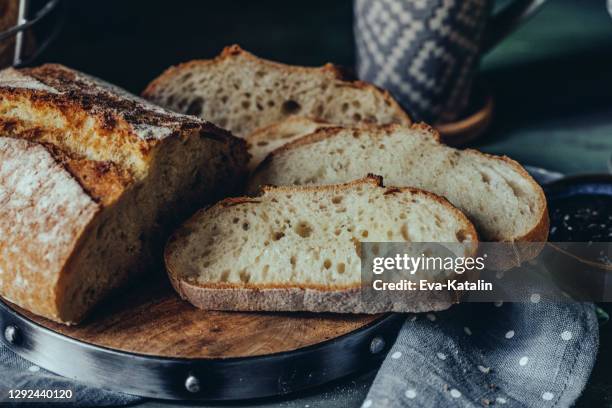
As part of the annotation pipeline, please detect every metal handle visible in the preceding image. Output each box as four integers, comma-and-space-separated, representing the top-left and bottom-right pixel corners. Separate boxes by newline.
481, 0, 547, 53
0, 0, 64, 67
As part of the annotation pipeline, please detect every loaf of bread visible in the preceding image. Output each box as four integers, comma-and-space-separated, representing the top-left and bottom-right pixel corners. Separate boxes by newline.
165, 176, 478, 314
249, 124, 548, 244
142, 45, 411, 138
0, 64, 248, 324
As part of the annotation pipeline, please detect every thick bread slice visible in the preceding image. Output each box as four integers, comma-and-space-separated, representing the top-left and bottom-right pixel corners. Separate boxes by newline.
0, 65, 248, 324
142, 45, 411, 137
165, 176, 478, 314
246, 116, 332, 171
249, 124, 548, 244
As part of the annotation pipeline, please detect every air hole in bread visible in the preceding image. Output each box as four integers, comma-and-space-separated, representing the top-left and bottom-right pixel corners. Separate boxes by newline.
332, 196, 343, 204
232, 217, 239, 224
353, 113, 362, 121
290, 255, 297, 267
456, 229, 469, 242
434, 215, 443, 228
400, 224, 410, 241
239, 269, 250, 283
480, 172, 491, 184
341, 103, 349, 113
272, 231, 285, 241
220, 269, 230, 282
242, 100, 250, 109
256, 141, 268, 146
337, 263, 346, 274
323, 259, 332, 269
295, 221, 313, 238
361, 230, 369, 238
281, 100, 301, 115
334, 228, 342, 236
242, 222, 250, 231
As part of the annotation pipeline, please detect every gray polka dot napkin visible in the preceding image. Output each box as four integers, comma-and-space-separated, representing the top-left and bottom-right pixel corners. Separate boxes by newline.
363, 301, 599, 407
0, 342, 143, 407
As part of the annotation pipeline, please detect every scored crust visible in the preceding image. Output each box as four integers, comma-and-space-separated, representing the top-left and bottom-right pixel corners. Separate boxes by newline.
0, 64, 249, 323
165, 175, 479, 312
0, 138, 101, 320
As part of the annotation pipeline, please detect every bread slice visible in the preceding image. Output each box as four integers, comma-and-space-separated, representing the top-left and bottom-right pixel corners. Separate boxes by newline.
142, 45, 411, 137
165, 176, 478, 314
246, 116, 332, 171
249, 124, 548, 244
0, 64, 248, 324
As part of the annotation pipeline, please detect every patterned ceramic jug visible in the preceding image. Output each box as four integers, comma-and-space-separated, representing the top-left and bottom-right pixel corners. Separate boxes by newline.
355, 0, 546, 123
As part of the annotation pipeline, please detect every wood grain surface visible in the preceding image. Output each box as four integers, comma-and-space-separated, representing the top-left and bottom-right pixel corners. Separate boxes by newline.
10, 279, 381, 359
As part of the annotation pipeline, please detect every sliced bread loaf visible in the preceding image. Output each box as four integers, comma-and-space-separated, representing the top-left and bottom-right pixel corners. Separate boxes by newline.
246, 116, 332, 171
165, 176, 478, 314
142, 45, 411, 137
249, 124, 548, 244
0, 65, 248, 324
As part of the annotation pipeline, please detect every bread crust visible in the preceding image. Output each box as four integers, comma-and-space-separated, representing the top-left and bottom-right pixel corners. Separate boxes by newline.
167, 282, 455, 314
251, 123, 548, 244
0, 64, 249, 323
246, 116, 332, 147
142, 44, 411, 126
0, 138, 101, 322
165, 176, 478, 313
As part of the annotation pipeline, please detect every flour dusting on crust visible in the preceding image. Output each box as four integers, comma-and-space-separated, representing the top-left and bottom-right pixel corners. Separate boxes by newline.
0, 68, 59, 93
0, 137, 99, 308
0, 64, 214, 141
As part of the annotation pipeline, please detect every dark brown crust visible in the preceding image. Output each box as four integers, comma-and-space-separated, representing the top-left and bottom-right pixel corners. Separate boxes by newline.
0, 65, 243, 152
142, 44, 411, 126
251, 123, 548, 244
42, 143, 132, 206
0, 64, 248, 203
165, 175, 479, 312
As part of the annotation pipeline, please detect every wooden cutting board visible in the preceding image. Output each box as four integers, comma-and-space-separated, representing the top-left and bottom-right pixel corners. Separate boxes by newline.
13, 278, 381, 359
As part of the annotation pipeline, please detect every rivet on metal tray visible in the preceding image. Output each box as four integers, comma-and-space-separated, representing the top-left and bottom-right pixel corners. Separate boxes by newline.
370, 336, 385, 354
4, 325, 21, 345
185, 374, 201, 393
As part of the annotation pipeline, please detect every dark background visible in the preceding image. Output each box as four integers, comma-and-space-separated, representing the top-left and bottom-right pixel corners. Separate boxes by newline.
27, 1, 612, 407
39, 0, 355, 93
